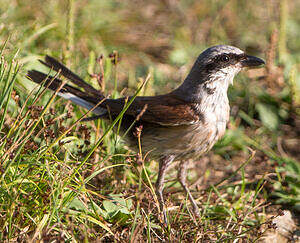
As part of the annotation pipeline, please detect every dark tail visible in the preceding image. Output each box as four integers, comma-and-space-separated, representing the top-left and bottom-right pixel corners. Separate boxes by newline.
26, 56, 106, 115
39, 55, 102, 98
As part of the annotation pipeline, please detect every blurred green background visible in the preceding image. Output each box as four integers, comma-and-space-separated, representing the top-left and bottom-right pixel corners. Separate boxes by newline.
1, 0, 299, 89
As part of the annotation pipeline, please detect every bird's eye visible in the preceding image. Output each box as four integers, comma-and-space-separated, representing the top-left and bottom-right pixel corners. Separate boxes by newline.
221, 54, 230, 62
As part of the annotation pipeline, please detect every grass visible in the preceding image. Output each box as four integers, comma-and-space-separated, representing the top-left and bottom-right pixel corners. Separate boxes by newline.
0, 0, 299, 241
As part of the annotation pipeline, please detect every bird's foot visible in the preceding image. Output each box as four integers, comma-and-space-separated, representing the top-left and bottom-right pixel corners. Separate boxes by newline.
192, 203, 200, 218
162, 208, 169, 228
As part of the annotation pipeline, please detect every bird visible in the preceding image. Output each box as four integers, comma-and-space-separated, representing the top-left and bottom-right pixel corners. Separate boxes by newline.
27, 45, 265, 223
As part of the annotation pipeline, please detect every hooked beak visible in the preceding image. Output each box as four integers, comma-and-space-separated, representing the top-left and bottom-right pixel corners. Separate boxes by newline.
241, 55, 265, 68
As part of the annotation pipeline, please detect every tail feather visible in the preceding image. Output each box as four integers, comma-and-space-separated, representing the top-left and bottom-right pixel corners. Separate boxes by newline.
39, 55, 103, 98
27, 70, 106, 115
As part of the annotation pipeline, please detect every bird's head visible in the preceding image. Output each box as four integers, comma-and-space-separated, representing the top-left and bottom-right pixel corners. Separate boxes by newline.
175, 45, 265, 102
196, 45, 265, 85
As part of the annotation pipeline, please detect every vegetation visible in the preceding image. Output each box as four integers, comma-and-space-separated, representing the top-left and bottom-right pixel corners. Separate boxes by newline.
0, 0, 299, 241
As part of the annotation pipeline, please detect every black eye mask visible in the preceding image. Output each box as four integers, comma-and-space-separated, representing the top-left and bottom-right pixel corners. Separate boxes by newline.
205, 53, 246, 73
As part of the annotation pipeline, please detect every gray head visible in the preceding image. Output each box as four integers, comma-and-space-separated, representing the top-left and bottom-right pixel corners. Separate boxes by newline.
194, 45, 264, 79
174, 45, 265, 102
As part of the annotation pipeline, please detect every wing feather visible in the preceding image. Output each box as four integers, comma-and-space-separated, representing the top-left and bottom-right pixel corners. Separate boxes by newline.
104, 94, 203, 126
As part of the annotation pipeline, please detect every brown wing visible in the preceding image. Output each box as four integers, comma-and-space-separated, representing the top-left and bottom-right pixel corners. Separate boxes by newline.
103, 93, 203, 126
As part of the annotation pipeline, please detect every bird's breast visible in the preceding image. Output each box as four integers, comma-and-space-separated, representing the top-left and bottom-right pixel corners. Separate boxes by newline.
202, 94, 230, 140
180, 93, 230, 158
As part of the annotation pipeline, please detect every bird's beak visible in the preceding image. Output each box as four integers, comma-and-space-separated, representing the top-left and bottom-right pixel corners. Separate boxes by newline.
241, 55, 265, 68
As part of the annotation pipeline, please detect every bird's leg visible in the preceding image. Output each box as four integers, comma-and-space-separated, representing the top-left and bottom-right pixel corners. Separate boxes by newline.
155, 155, 174, 225
178, 160, 200, 217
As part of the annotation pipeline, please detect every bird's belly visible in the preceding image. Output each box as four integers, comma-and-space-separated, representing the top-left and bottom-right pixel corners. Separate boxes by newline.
176, 119, 227, 160
126, 119, 227, 161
